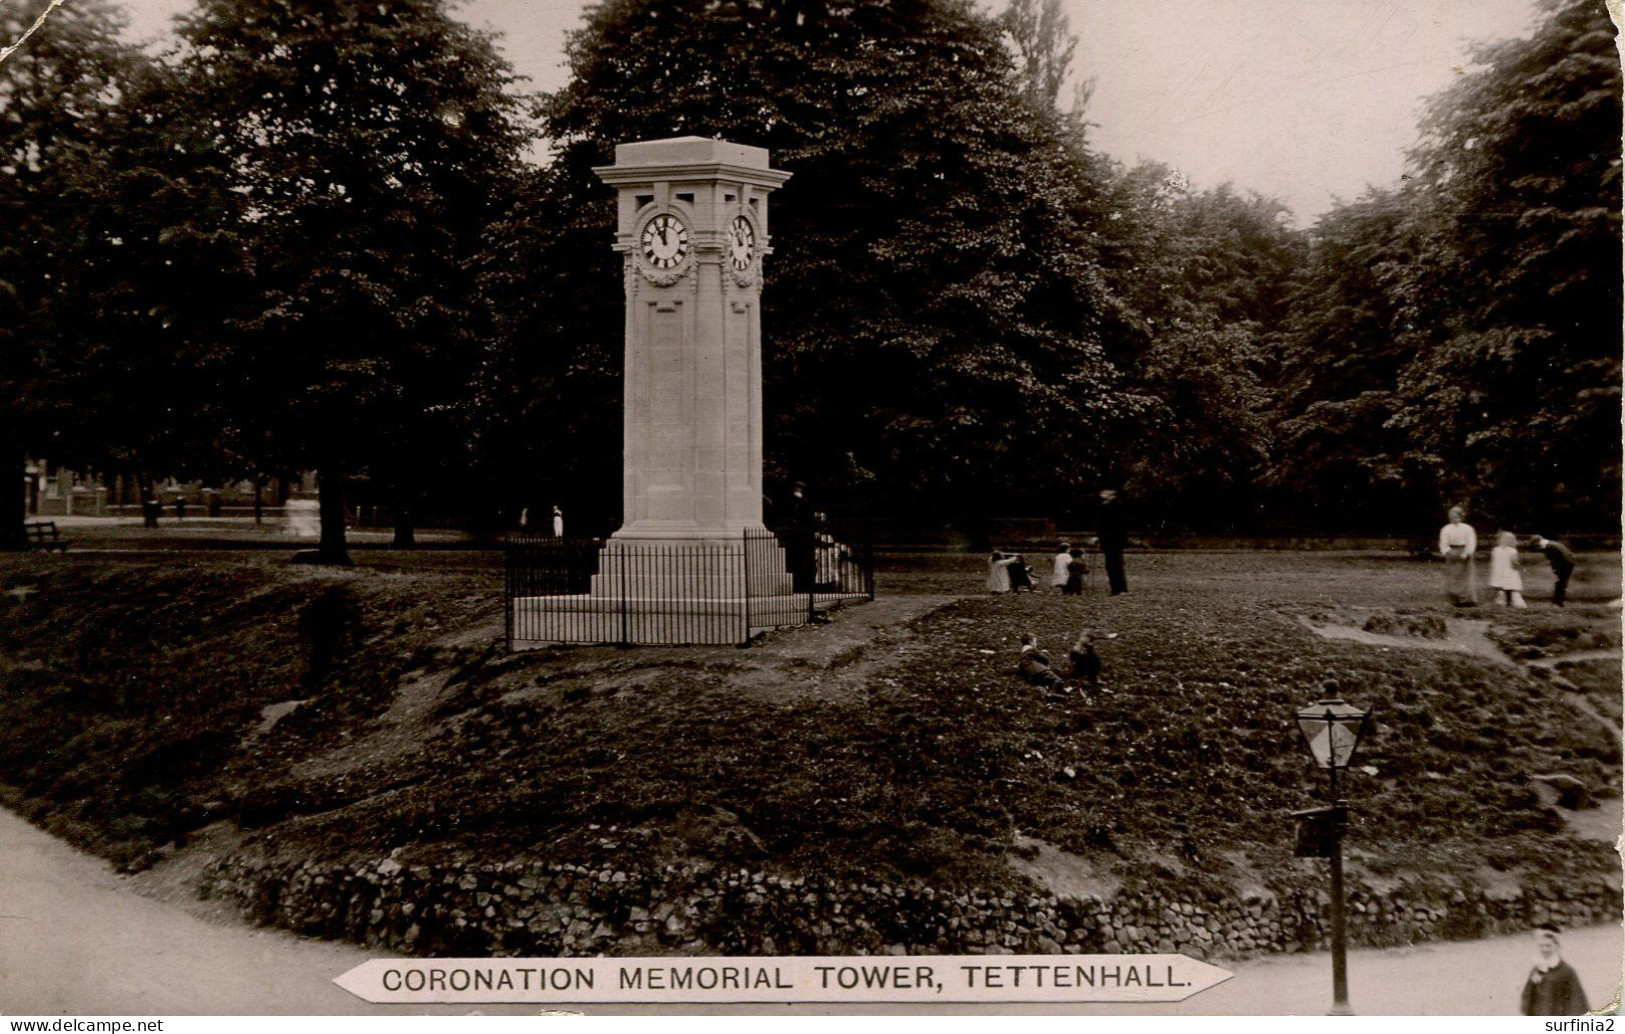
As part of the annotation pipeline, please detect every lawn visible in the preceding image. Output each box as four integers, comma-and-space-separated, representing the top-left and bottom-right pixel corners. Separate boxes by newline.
0, 546, 1617, 932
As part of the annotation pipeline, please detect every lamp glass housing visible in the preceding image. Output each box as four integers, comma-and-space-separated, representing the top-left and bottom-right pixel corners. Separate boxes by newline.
1296, 698, 1369, 770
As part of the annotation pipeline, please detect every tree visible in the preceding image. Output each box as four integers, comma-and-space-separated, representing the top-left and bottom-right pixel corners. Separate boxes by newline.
1091, 162, 1302, 529
170, 0, 532, 560
1000, 0, 1076, 113
0, 0, 145, 547
1267, 188, 1432, 532
475, 160, 625, 532
494, 0, 1144, 529
1266, 0, 1620, 535
58, 53, 268, 515
1389, 0, 1621, 530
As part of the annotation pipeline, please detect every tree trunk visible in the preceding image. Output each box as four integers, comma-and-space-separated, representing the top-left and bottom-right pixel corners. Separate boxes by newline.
252, 477, 264, 524
316, 464, 352, 565
0, 441, 27, 550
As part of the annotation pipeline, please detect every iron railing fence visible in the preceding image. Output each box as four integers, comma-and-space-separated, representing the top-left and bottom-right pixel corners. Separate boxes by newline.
506, 525, 873, 648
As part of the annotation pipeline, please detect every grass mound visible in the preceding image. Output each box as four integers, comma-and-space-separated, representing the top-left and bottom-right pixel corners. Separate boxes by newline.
0, 549, 1617, 910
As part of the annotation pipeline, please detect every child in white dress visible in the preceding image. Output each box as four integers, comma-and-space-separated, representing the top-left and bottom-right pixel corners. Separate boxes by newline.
987, 550, 1019, 593
1488, 530, 1528, 608
1052, 543, 1073, 590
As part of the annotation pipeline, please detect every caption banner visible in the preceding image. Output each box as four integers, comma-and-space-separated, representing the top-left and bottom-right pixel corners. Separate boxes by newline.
334, 954, 1233, 1005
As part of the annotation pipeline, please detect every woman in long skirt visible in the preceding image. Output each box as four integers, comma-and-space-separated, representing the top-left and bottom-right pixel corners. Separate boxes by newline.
1438, 506, 1479, 606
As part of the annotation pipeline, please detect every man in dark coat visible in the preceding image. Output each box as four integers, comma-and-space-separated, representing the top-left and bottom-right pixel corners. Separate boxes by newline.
1532, 536, 1576, 607
1096, 488, 1129, 596
1520, 925, 1589, 1015
784, 482, 815, 592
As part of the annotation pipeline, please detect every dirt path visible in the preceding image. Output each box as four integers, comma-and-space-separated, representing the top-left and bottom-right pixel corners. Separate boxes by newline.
1298, 614, 1516, 665
1529, 649, 1623, 669
4, 807, 1619, 1016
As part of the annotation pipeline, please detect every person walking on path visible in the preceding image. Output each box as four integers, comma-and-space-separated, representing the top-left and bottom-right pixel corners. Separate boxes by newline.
1531, 535, 1576, 607
1051, 543, 1073, 591
1438, 506, 1478, 606
1097, 488, 1129, 596
1521, 925, 1590, 1015
1488, 530, 1528, 608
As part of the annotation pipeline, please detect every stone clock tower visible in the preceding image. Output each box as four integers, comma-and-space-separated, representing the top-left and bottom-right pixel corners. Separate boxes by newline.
593, 137, 791, 549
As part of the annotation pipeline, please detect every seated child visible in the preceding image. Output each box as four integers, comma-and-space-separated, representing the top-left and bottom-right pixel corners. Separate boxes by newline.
1069, 631, 1101, 687
1018, 632, 1064, 689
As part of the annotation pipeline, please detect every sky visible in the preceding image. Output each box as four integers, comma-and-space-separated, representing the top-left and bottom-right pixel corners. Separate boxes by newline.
115, 0, 1546, 222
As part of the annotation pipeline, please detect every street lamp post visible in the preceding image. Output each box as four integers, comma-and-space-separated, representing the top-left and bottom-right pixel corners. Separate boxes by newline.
1295, 691, 1370, 1016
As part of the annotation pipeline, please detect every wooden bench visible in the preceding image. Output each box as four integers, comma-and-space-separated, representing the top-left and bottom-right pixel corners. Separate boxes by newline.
24, 520, 69, 553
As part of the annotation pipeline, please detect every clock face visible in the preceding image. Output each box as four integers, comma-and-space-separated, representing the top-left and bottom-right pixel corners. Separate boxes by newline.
728, 215, 757, 271
640, 213, 690, 270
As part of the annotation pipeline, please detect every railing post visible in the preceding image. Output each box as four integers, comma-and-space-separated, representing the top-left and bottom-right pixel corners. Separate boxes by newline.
503, 531, 514, 650
741, 529, 751, 645
619, 545, 630, 646
807, 528, 816, 624
866, 536, 875, 600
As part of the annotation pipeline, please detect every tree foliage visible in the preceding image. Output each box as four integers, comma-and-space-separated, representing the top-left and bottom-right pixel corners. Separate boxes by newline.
1000, 0, 1076, 112
165, 0, 532, 556
1, 0, 1613, 543
1267, 188, 1426, 531
491, 0, 1146, 527
1392, 0, 1621, 531
1272, 0, 1620, 534
1091, 163, 1301, 529
0, 0, 146, 546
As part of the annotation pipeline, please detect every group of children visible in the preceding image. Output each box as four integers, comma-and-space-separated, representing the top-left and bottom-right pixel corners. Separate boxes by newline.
1440, 507, 1578, 609
987, 542, 1091, 595
1017, 629, 1101, 693
985, 550, 1037, 593
1456, 523, 1566, 604
1480, 530, 1576, 609
1003, 524, 1579, 692
986, 542, 1102, 692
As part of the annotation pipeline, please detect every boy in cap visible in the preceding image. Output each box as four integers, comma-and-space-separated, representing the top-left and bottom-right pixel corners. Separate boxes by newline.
1531, 535, 1575, 607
